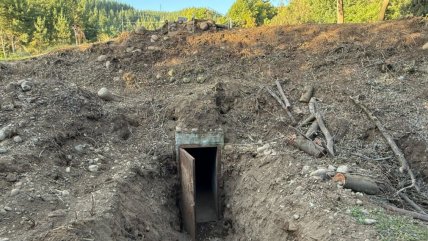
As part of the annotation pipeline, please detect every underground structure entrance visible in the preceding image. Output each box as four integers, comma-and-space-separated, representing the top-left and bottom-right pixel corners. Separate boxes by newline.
176, 130, 223, 240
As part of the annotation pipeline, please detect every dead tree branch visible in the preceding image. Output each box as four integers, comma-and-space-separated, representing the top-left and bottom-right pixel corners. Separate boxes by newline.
275, 80, 291, 108
298, 114, 315, 127
266, 86, 296, 124
382, 204, 428, 222
350, 96, 419, 194
309, 98, 335, 156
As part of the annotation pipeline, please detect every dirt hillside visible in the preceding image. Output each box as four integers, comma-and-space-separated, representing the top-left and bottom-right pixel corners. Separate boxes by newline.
0, 18, 428, 241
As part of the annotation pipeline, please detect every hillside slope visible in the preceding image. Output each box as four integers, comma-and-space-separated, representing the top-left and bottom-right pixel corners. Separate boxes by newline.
0, 18, 427, 241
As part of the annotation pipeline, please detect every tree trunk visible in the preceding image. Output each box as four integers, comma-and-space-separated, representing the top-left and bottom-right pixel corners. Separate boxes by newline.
11, 35, 15, 53
337, 0, 344, 24
378, 0, 390, 21
0, 33, 6, 58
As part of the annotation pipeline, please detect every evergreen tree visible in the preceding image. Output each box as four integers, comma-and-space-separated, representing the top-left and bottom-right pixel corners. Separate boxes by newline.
54, 10, 71, 44
30, 16, 48, 52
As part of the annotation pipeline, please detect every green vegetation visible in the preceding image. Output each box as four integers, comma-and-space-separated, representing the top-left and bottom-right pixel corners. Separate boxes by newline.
0, 0, 426, 59
350, 207, 428, 241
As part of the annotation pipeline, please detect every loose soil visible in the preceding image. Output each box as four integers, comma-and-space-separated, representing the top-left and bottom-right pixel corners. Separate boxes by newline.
0, 18, 428, 241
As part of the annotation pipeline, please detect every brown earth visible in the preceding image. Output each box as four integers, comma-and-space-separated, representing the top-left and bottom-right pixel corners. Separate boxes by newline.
0, 18, 428, 241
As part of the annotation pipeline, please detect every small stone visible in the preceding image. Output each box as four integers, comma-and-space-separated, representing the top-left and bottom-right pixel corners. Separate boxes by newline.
20, 80, 32, 92
0, 209, 6, 215
147, 46, 161, 51
1, 104, 14, 111
422, 42, 428, 50
105, 61, 111, 69
327, 165, 336, 172
168, 69, 175, 77
74, 144, 87, 153
197, 75, 206, 83
163, 36, 169, 41
126, 47, 134, 53
356, 199, 363, 205
5, 173, 17, 182
310, 169, 328, 179
0, 148, 7, 154
65, 167, 71, 173
156, 73, 162, 79
13, 136, 23, 143
60, 190, 70, 197
363, 218, 377, 225
3, 206, 12, 211
97, 55, 108, 62
198, 22, 209, 31
88, 165, 99, 172
0, 238, 10, 241
301, 165, 311, 174
150, 34, 159, 42
182, 77, 191, 83
48, 209, 67, 218
97, 87, 115, 101
336, 165, 350, 173
293, 214, 300, 220
10, 188, 20, 197
0, 125, 16, 141
257, 144, 270, 153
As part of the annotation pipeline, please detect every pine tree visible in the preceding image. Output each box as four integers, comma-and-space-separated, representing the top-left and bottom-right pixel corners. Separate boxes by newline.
54, 10, 71, 44
30, 16, 48, 52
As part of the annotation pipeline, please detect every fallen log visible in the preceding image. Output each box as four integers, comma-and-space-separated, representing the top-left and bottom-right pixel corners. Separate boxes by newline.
333, 173, 380, 195
288, 134, 325, 158
399, 193, 427, 214
309, 98, 335, 156
382, 204, 428, 222
350, 96, 419, 193
275, 80, 291, 109
299, 85, 314, 103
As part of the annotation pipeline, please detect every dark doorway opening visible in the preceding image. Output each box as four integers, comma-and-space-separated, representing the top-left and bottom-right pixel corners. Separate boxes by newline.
184, 147, 218, 223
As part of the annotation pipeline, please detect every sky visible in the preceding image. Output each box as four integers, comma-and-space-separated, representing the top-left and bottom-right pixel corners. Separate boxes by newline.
118, 0, 283, 15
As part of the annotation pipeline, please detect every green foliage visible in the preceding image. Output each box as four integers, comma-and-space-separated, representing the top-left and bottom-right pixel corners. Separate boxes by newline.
227, 0, 277, 27
54, 10, 71, 44
30, 16, 48, 53
350, 207, 428, 241
270, 0, 427, 25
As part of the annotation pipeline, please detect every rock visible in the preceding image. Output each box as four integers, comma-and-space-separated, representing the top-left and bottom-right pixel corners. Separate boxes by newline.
182, 77, 191, 83
423, 42, 428, 50
356, 199, 363, 205
105, 61, 111, 69
0, 125, 16, 141
198, 22, 209, 31
48, 209, 67, 217
60, 190, 70, 196
147, 46, 161, 51
310, 168, 328, 179
0, 148, 7, 154
20, 80, 33, 92
197, 75, 206, 83
293, 214, 300, 220
88, 165, 99, 172
74, 144, 87, 153
10, 188, 20, 196
5, 173, 17, 182
97, 55, 108, 62
1, 103, 14, 111
97, 87, 115, 101
3, 206, 12, 211
65, 167, 71, 173
126, 47, 134, 53
13, 135, 23, 143
0, 238, 10, 241
301, 165, 311, 174
168, 69, 175, 77
327, 165, 336, 172
284, 221, 298, 232
150, 35, 159, 42
0, 209, 6, 215
336, 165, 350, 173
156, 73, 162, 79
363, 218, 377, 225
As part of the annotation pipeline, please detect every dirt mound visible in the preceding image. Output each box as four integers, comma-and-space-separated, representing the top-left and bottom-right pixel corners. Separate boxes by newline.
1, 18, 428, 240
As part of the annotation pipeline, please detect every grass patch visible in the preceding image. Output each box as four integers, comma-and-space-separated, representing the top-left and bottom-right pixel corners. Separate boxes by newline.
350, 206, 428, 241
